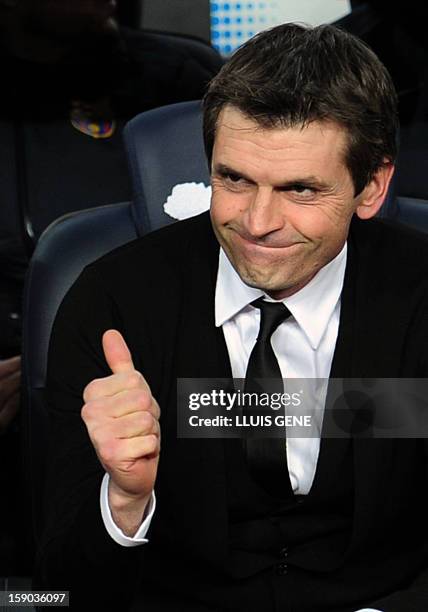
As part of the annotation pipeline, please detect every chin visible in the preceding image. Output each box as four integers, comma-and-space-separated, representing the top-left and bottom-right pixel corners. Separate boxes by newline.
237, 268, 286, 292
235, 259, 311, 297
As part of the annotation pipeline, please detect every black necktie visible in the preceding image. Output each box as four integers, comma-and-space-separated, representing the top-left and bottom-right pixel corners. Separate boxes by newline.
243, 297, 294, 498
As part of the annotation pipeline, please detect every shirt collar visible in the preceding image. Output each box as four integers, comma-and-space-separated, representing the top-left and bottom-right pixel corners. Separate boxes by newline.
215, 243, 347, 350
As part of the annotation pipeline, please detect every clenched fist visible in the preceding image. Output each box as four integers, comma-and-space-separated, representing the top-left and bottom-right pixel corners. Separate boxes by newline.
81, 329, 160, 535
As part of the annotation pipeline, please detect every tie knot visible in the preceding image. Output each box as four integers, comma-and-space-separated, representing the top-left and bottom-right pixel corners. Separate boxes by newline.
252, 297, 291, 341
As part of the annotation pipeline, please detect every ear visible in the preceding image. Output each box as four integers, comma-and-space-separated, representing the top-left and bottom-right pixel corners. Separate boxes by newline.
355, 162, 395, 220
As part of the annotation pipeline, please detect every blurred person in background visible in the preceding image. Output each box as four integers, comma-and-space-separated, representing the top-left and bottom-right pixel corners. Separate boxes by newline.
337, 0, 428, 199
0, 0, 222, 575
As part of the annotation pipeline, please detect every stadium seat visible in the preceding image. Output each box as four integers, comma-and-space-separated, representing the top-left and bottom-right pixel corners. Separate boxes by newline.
393, 196, 428, 232
379, 175, 428, 233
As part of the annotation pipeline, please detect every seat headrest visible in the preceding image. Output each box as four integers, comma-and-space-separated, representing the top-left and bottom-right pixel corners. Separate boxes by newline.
124, 100, 211, 235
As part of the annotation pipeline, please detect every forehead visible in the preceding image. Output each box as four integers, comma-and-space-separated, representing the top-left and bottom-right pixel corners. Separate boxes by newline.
212, 105, 350, 181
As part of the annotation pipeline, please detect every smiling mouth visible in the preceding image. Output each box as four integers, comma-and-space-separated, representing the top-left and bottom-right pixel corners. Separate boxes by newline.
230, 228, 302, 249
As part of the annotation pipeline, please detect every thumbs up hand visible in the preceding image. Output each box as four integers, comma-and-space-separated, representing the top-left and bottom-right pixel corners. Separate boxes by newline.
81, 330, 160, 535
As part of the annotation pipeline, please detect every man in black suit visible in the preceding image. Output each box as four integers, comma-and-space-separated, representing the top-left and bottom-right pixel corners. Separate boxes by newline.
36, 22, 428, 612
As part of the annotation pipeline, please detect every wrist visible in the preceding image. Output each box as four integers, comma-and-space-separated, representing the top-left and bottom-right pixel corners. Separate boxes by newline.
108, 480, 152, 537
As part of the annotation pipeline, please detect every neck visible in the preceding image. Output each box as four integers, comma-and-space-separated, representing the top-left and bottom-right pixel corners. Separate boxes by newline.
265, 273, 318, 300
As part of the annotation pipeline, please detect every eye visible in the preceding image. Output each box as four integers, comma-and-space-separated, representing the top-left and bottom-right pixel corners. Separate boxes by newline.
218, 171, 251, 192
293, 184, 315, 195
224, 172, 244, 183
282, 183, 318, 201
294, 184, 311, 193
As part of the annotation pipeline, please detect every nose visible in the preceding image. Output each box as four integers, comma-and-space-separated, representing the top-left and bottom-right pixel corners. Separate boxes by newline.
244, 187, 284, 238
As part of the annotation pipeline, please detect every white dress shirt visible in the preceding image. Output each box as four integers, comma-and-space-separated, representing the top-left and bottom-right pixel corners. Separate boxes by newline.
216, 244, 346, 494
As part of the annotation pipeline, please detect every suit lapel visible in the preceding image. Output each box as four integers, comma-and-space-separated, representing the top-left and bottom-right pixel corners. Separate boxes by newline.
297, 222, 358, 571
308, 217, 400, 568
321, 217, 402, 561
161, 215, 231, 566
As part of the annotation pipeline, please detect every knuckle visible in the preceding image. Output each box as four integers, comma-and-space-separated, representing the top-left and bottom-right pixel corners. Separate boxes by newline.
101, 439, 119, 465
128, 388, 150, 411
81, 401, 93, 423
83, 379, 99, 402
83, 378, 104, 402
140, 411, 152, 427
153, 399, 161, 419
145, 434, 158, 453
136, 390, 151, 411
127, 371, 143, 389
81, 398, 104, 424
90, 424, 109, 448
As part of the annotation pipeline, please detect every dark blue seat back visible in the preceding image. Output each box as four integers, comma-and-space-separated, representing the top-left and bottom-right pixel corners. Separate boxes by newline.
390, 196, 428, 232
124, 100, 210, 232
379, 175, 428, 233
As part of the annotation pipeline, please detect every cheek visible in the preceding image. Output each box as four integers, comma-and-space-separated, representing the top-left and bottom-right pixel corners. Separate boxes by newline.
285, 204, 349, 243
210, 190, 245, 225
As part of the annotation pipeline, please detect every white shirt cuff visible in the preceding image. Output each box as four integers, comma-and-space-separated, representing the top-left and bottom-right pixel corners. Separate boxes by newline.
100, 472, 156, 547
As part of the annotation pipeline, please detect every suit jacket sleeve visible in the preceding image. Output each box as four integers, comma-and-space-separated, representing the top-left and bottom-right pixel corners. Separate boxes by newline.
34, 264, 145, 611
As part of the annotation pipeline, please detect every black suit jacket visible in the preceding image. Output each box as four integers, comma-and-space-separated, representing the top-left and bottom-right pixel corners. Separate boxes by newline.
36, 212, 428, 611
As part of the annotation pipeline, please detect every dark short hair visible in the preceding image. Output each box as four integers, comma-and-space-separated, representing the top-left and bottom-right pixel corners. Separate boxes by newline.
203, 22, 398, 195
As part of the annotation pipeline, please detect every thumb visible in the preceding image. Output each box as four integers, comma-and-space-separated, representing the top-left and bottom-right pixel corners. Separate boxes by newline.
102, 329, 135, 374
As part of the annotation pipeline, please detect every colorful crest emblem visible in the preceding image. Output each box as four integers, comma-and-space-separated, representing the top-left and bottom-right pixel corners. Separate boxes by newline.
70, 99, 116, 139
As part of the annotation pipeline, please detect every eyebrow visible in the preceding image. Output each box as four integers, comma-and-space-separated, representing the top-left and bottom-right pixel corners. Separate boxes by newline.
212, 163, 331, 191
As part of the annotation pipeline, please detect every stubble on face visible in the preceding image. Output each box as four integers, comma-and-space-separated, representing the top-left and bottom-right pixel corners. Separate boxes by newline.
209, 106, 358, 299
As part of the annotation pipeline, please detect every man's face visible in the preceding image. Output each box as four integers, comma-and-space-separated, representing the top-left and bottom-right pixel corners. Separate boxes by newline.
210, 106, 386, 299
19, 0, 118, 38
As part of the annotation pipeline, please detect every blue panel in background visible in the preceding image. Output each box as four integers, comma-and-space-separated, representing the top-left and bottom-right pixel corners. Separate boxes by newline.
210, 1, 350, 55
210, 1, 277, 55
